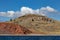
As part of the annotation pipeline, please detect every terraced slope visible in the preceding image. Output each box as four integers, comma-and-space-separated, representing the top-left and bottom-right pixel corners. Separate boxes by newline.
11, 14, 60, 34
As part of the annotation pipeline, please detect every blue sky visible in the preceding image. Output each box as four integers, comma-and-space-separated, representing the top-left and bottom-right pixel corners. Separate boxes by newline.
0, 0, 60, 11
0, 0, 60, 22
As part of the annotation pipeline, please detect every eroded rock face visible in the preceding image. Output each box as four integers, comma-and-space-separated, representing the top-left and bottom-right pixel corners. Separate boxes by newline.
0, 22, 32, 34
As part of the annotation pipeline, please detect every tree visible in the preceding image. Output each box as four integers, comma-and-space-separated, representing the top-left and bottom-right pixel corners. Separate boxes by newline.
10, 19, 12, 21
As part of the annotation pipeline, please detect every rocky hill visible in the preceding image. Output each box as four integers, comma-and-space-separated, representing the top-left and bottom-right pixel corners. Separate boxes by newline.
0, 22, 32, 34
10, 14, 60, 34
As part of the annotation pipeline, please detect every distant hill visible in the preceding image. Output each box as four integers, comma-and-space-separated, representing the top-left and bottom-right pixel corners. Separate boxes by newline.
10, 14, 60, 34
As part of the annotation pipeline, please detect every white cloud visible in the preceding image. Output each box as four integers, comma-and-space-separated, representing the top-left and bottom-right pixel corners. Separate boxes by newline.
20, 7, 34, 15
40, 6, 56, 12
20, 7, 47, 16
0, 12, 6, 16
20, 6, 57, 16
0, 11, 15, 17
7, 11, 15, 17
0, 6, 58, 18
46, 6, 56, 12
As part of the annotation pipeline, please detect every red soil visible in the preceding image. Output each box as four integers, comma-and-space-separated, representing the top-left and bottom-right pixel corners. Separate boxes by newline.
0, 22, 32, 34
